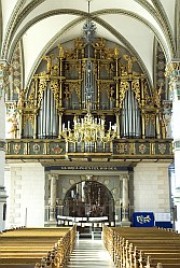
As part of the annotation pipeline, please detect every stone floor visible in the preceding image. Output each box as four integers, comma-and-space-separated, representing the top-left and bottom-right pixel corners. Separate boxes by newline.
67, 239, 115, 268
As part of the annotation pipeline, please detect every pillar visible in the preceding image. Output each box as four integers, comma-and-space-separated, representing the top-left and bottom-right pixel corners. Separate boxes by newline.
0, 61, 9, 230
166, 60, 180, 232
49, 173, 58, 224
115, 112, 120, 138
121, 174, 131, 226
58, 112, 63, 138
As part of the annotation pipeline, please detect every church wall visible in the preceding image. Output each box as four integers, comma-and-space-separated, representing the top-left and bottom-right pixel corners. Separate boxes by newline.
0, 97, 6, 230
5, 162, 44, 228
0, 97, 5, 185
133, 162, 171, 221
4, 161, 171, 228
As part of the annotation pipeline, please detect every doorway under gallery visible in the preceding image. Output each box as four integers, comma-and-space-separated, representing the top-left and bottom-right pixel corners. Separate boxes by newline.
63, 181, 115, 223
45, 170, 130, 227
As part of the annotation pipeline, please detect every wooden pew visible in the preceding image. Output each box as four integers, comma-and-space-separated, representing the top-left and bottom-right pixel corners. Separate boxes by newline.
0, 225, 76, 268
103, 226, 180, 268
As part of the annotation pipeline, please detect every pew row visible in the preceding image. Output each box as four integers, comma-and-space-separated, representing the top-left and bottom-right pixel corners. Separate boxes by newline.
103, 226, 180, 268
0, 226, 76, 268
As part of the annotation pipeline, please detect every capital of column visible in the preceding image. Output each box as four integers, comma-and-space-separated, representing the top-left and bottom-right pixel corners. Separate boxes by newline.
165, 60, 180, 100
119, 173, 129, 181
48, 173, 58, 180
0, 60, 11, 100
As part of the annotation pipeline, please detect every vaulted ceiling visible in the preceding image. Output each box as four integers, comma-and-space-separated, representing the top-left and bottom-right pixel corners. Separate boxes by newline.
0, 0, 179, 88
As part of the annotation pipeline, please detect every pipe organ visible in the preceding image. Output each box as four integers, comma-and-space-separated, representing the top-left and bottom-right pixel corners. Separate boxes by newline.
8, 38, 170, 154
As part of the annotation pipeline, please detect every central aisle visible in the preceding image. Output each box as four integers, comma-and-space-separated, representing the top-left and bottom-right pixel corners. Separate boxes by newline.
67, 239, 115, 268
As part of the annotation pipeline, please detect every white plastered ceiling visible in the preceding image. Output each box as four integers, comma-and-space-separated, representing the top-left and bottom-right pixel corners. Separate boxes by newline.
0, 0, 178, 87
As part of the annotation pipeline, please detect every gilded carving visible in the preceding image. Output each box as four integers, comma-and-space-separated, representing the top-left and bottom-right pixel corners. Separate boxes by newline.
108, 85, 115, 101
13, 143, 21, 154
143, 84, 162, 109
5, 37, 171, 159
145, 114, 155, 127
42, 55, 53, 74
5, 139, 173, 159
119, 81, 129, 107
132, 80, 140, 104
38, 79, 47, 103
23, 114, 34, 129
115, 143, 128, 154
58, 45, 65, 58
158, 143, 166, 154
50, 143, 63, 154
50, 80, 59, 106
115, 143, 135, 155
165, 61, 180, 77
68, 82, 81, 100
16, 88, 25, 109
123, 55, 137, 74
32, 143, 41, 154
138, 144, 147, 154
114, 47, 120, 58
27, 92, 35, 109
152, 86, 162, 108
64, 85, 71, 100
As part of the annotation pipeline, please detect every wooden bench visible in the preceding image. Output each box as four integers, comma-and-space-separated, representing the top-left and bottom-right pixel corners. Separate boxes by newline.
103, 226, 180, 268
0, 226, 76, 268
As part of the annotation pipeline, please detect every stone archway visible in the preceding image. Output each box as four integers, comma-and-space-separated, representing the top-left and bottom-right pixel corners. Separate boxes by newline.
45, 171, 129, 226
63, 180, 115, 223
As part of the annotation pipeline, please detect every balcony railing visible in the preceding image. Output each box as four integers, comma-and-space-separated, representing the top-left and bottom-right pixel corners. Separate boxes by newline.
5, 138, 173, 160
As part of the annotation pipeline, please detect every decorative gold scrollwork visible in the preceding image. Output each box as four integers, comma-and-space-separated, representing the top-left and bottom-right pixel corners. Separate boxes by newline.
50, 80, 59, 107
119, 81, 129, 107
38, 79, 47, 104
132, 80, 140, 104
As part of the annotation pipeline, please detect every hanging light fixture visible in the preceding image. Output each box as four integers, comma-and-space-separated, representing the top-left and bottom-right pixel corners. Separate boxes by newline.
62, 103, 117, 143
61, 0, 117, 143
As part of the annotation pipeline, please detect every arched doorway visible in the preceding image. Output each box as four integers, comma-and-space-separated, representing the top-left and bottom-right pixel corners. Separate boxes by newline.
63, 181, 115, 223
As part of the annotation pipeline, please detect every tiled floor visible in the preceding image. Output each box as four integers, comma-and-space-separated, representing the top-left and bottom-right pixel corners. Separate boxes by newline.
67, 239, 115, 268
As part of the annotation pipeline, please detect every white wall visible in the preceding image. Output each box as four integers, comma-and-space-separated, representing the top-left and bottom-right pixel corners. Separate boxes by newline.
4, 160, 171, 228
5, 162, 44, 228
0, 96, 6, 231
134, 161, 171, 215
0, 97, 5, 186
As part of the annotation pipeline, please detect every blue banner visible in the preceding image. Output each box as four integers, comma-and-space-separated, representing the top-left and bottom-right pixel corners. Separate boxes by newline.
132, 212, 155, 227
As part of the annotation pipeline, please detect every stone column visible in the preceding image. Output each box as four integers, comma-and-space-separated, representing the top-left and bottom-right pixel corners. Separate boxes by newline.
0, 61, 10, 230
49, 173, 58, 223
166, 61, 180, 232
121, 174, 131, 226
